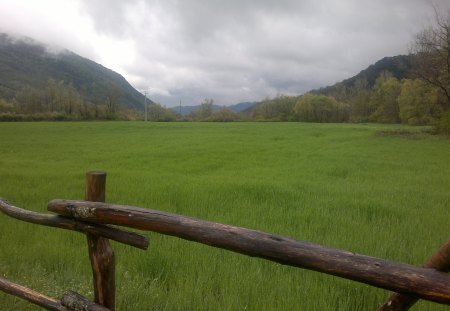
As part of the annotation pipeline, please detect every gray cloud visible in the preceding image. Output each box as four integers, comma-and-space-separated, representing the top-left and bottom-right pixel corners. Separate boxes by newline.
2, 0, 449, 106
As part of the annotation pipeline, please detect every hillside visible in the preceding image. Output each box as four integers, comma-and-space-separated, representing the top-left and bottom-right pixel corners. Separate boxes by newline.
312, 54, 413, 96
0, 33, 148, 109
241, 54, 418, 122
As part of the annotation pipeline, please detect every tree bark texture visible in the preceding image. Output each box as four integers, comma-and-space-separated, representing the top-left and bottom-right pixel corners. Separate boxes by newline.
84, 172, 115, 311
61, 291, 110, 311
378, 238, 450, 310
0, 277, 68, 311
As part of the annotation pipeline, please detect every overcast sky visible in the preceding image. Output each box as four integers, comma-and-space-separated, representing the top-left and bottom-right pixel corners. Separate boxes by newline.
0, 0, 448, 107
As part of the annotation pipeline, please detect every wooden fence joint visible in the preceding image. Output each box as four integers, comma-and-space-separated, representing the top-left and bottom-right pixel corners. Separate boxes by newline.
85, 171, 115, 311
62, 290, 110, 311
378, 238, 450, 310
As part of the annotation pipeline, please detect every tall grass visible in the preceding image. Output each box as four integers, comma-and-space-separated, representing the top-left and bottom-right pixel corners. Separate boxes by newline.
0, 122, 449, 310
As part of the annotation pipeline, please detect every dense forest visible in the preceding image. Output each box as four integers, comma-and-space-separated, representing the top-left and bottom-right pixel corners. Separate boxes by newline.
0, 78, 142, 121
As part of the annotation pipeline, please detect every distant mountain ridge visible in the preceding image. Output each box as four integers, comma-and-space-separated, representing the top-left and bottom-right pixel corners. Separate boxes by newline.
0, 33, 149, 109
171, 101, 257, 116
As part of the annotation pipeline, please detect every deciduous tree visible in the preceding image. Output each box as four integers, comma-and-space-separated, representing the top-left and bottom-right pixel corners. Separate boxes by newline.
398, 79, 441, 125
369, 73, 401, 123
105, 82, 122, 119
411, 8, 450, 107
293, 93, 349, 122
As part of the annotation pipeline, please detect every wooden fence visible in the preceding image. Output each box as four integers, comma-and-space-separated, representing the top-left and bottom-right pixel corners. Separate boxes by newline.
0, 171, 449, 310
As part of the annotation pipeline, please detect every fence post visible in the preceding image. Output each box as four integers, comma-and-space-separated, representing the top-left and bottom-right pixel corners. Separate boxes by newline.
85, 171, 115, 311
378, 238, 450, 310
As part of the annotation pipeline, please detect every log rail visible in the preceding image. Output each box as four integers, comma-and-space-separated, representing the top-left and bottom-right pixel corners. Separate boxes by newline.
0, 171, 449, 310
0, 277, 109, 311
47, 199, 450, 306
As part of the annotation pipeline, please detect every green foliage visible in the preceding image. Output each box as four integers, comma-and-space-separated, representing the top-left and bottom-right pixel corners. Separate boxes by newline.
0, 122, 448, 310
189, 98, 214, 121
5, 79, 127, 120
368, 73, 401, 123
251, 95, 297, 121
209, 106, 240, 122
0, 112, 75, 122
313, 55, 413, 97
147, 103, 178, 121
349, 89, 372, 122
398, 79, 441, 125
105, 82, 122, 119
293, 93, 350, 122
0, 98, 14, 113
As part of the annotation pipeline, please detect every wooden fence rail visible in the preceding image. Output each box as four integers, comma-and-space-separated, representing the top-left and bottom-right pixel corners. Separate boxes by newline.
47, 198, 450, 306
0, 199, 148, 249
0, 171, 449, 310
0, 277, 110, 311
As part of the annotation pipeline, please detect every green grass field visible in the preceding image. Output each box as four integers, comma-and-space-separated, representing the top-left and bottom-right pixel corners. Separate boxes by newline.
0, 122, 449, 310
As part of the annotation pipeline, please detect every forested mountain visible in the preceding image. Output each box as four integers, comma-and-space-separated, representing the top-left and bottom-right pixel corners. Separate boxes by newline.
243, 55, 414, 119
0, 33, 147, 110
312, 55, 413, 97
242, 52, 449, 127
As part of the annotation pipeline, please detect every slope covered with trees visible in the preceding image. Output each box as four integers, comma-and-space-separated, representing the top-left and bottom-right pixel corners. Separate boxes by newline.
243, 68, 446, 126
0, 33, 149, 119
312, 55, 413, 98
242, 9, 450, 133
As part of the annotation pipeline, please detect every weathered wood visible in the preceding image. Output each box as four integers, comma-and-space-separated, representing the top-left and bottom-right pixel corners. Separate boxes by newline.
0, 277, 68, 311
86, 234, 115, 310
0, 198, 148, 250
62, 290, 111, 311
48, 199, 450, 305
84, 171, 115, 311
85, 171, 106, 203
378, 238, 450, 311
0, 277, 111, 311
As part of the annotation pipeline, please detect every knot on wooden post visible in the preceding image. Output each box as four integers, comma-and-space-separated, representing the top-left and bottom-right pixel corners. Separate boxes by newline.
67, 204, 96, 219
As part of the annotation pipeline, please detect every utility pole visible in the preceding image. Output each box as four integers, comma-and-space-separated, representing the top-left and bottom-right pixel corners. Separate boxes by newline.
179, 99, 182, 115
143, 91, 147, 122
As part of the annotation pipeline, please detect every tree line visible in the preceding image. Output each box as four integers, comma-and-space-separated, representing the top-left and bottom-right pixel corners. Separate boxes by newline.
0, 79, 127, 121
255, 72, 445, 125
1, 73, 446, 126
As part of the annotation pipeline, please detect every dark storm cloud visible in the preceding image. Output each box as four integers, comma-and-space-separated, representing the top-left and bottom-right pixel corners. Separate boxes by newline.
2, 0, 449, 106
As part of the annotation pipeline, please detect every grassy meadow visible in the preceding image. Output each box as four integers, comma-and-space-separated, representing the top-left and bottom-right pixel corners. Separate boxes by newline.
0, 121, 449, 310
